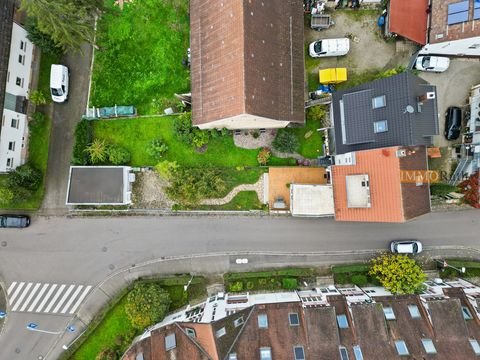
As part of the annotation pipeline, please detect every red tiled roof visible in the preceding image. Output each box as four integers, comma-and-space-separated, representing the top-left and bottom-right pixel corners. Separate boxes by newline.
389, 0, 428, 45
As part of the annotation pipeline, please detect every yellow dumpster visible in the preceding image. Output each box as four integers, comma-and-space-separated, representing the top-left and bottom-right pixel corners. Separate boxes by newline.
319, 68, 347, 84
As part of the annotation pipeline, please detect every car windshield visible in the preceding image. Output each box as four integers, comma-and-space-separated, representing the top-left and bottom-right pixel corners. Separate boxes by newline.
314, 41, 322, 54
51, 88, 63, 96
4, 217, 22, 227
0, 217, 5, 227
421, 57, 430, 68
412, 243, 418, 253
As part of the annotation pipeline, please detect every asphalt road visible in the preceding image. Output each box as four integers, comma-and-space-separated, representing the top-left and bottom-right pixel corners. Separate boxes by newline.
0, 211, 478, 359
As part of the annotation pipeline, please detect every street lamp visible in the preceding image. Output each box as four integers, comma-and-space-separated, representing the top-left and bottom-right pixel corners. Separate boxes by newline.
435, 259, 466, 274
184, 274, 194, 292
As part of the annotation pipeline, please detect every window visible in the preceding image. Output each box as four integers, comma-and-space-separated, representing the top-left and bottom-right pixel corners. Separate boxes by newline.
16, 77, 22, 87
165, 333, 176, 351
234, 316, 244, 327
11, 118, 19, 129
215, 327, 226, 338
228, 353, 237, 360
339, 346, 349, 360
258, 314, 268, 328
336, 314, 349, 329
462, 306, 473, 320
20, 40, 26, 50
395, 340, 409, 356
372, 95, 386, 109
6, 158, 13, 168
383, 307, 396, 320
185, 328, 196, 337
293, 346, 305, 360
470, 339, 480, 355
373, 120, 388, 133
260, 347, 272, 360
353, 345, 363, 360
408, 304, 421, 319
289, 313, 300, 326
18, 54, 24, 65
8, 142, 15, 151
422, 339, 437, 354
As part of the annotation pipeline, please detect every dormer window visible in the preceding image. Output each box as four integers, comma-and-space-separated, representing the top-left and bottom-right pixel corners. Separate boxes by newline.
373, 120, 388, 133
372, 95, 386, 109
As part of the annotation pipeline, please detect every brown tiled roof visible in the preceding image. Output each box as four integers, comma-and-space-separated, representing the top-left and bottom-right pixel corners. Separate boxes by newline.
389, 0, 428, 44
190, 0, 304, 126
332, 146, 430, 222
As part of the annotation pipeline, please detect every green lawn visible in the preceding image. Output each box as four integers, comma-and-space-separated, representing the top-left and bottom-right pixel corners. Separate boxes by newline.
177, 191, 266, 211
38, 52, 60, 95
282, 118, 324, 158
0, 114, 52, 209
90, 0, 190, 114
93, 117, 292, 167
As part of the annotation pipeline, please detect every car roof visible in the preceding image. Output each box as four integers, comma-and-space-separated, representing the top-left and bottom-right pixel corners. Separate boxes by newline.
397, 244, 414, 252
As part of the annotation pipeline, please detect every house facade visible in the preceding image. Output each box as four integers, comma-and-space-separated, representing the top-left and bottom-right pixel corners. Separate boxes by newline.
0, 1, 34, 173
190, 0, 305, 130
123, 278, 480, 360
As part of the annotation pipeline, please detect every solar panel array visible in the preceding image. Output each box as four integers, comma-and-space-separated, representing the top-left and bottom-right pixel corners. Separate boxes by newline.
447, 0, 469, 25
475, 0, 480, 20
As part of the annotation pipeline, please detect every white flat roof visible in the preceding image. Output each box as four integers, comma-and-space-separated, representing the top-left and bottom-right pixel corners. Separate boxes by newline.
346, 174, 371, 208
290, 184, 334, 217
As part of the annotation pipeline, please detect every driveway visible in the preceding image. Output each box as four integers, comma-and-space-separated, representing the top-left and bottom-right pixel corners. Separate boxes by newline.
40, 44, 93, 215
418, 58, 480, 148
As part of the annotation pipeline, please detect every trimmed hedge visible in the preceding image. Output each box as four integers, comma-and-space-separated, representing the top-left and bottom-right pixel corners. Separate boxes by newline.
72, 120, 93, 165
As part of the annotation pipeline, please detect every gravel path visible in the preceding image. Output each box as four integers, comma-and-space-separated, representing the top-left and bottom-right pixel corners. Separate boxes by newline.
200, 175, 265, 205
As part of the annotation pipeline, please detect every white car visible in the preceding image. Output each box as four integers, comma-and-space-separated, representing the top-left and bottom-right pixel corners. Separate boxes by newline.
415, 56, 450, 73
309, 38, 350, 58
50, 64, 70, 103
390, 240, 423, 255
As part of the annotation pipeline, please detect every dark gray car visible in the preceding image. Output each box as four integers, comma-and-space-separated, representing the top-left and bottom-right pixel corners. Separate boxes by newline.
0, 215, 30, 228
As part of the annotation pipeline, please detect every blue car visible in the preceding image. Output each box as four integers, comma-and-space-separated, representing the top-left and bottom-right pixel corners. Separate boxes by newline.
0, 215, 30, 228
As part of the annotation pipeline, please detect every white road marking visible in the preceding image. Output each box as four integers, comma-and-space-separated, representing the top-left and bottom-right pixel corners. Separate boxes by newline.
19, 283, 41, 312
9, 282, 25, 305
61, 285, 83, 314
7, 282, 17, 295
52, 285, 75, 313
35, 284, 57, 313
44, 284, 66, 313
11, 283, 32, 311
69, 286, 92, 314
27, 283, 50, 312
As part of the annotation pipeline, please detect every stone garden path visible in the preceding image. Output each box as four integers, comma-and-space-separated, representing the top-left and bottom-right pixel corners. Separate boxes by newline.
200, 175, 265, 206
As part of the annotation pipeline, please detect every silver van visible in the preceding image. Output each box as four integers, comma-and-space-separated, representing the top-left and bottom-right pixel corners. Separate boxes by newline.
50, 64, 69, 103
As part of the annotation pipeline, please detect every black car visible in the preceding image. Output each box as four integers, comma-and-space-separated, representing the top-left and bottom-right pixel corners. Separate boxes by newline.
444, 106, 462, 140
0, 215, 31, 228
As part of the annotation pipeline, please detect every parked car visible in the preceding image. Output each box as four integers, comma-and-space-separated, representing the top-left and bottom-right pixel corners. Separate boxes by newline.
0, 215, 30, 228
415, 56, 450, 72
309, 38, 350, 58
445, 106, 462, 140
390, 240, 422, 255
50, 64, 69, 103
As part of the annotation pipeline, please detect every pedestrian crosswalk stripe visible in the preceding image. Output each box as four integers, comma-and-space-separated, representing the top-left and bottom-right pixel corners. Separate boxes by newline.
69, 286, 92, 314
44, 284, 66, 313
19, 283, 41, 312
35, 284, 57, 313
7, 282, 93, 314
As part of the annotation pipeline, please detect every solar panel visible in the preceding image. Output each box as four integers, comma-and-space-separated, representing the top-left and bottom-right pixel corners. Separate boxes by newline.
476, 0, 480, 8
448, 11, 469, 24
475, 7, 480, 20
448, 1, 469, 14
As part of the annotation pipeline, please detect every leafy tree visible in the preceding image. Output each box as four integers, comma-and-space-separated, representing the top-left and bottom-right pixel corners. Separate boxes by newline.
25, 17, 63, 56
20, 0, 98, 51
0, 188, 14, 206
29, 90, 49, 105
155, 161, 178, 180
147, 139, 168, 159
459, 171, 480, 208
369, 254, 426, 294
125, 283, 170, 330
106, 145, 131, 165
85, 139, 107, 164
272, 130, 299, 153
257, 147, 271, 165
7, 164, 42, 191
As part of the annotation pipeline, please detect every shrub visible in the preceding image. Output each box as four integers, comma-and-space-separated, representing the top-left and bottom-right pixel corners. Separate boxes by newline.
125, 283, 170, 330
155, 161, 179, 180
85, 139, 108, 164
147, 139, 168, 159
72, 120, 93, 165
107, 145, 131, 165
192, 130, 209, 149
257, 147, 271, 165
252, 130, 260, 139
29, 90, 50, 105
229, 281, 244, 292
95, 347, 118, 360
220, 128, 229, 136
0, 188, 14, 205
306, 106, 326, 122
282, 278, 298, 290
246, 281, 255, 290
272, 130, 299, 153
351, 274, 368, 286
7, 163, 42, 191
174, 112, 194, 144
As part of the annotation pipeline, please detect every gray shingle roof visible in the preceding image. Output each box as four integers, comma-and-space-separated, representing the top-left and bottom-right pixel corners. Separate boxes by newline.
332, 72, 439, 155
0, 0, 15, 114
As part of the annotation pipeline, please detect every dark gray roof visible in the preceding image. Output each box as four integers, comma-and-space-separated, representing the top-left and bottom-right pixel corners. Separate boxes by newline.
0, 0, 15, 114
67, 167, 127, 204
332, 72, 439, 155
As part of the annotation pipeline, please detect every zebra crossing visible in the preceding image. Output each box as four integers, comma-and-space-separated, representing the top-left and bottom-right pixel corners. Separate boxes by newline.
7, 282, 92, 315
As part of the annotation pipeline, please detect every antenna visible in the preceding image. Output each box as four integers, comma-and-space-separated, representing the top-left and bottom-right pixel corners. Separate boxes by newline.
403, 105, 414, 114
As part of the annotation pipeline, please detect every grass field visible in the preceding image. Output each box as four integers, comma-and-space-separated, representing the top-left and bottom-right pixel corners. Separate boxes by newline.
90, 0, 190, 114
177, 191, 266, 211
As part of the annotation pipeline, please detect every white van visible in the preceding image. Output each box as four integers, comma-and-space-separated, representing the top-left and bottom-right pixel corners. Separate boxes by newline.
50, 64, 69, 103
309, 38, 350, 58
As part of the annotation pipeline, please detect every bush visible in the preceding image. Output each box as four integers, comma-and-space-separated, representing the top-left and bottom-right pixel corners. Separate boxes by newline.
246, 281, 255, 290
257, 147, 271, 165
0, 188, 14, 205
272, 130, 299, 153
29, 90, 50, 105
282, 278, 298, 289
192, 130, 209, 149
147, 139, 168, 159
252, 130, 260, 139
306, 106, 326, 122
124, 283, 170, 330
85, 139, 108, 164
155, 161, 179, 180
7, 163, 42, 191
351, 274, 368, 286
95, 347, 118, 360
174, 112, 194, 144
229, 281, 244, 292
72, 120, 93, 165
107, 145, 131, 165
